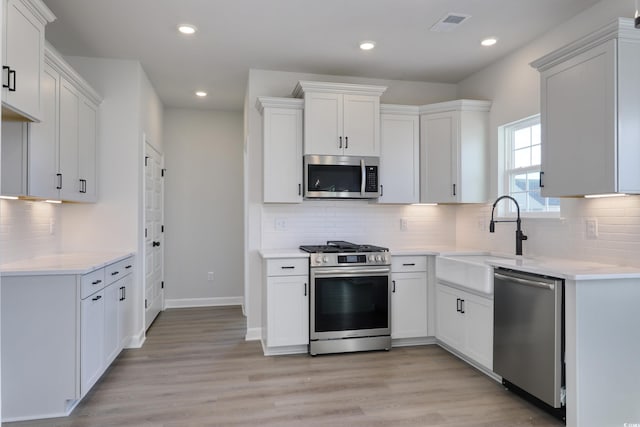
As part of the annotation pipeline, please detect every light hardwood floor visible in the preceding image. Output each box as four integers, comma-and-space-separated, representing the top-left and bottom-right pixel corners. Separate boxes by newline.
9, 307, 564, 426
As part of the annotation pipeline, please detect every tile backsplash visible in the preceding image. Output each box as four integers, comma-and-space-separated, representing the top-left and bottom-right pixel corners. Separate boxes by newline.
0, 199, 61, 264
262, 201, 457, 250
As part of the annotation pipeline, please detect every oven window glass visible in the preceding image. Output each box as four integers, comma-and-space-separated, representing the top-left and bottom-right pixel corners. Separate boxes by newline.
314, 276, 389, 332
307, 164, 361, 193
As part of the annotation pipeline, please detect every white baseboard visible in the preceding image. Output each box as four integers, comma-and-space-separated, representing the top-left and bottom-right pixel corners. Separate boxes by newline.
245, 327, 262, 341
164, 296, 243, 309
392, 336, 436, 348
125, 328, 146, 349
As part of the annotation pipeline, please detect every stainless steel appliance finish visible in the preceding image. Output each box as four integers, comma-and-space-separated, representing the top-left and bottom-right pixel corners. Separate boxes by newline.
301, 241, 391, 355
493, 268, 565, 409
304, 155, 380, 199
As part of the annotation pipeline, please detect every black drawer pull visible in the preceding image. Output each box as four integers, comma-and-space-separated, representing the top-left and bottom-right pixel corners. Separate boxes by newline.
125, 265, 132, 269
92, 295, 102, 301
91, 279, 102, 285
402, 263, 416, 266
281, 266, 295, 269
111, 271, 120, 276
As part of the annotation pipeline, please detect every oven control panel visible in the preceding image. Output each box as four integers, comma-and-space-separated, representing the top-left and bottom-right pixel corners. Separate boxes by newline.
310, 252, 390, 267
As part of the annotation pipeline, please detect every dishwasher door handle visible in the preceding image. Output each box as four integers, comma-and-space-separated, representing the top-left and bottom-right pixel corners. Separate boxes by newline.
495, 272, 555, 290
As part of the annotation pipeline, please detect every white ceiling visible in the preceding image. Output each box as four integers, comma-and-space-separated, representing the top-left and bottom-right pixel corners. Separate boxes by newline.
42, 0, 601, 111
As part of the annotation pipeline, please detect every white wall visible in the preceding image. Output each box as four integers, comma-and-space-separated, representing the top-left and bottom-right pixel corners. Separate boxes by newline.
163, 109, 243, 305
455, 0, 640, 267
245, 69, 459, 335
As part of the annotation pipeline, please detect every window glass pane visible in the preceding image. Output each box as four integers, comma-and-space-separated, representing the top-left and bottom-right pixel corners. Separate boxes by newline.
514, 127, 530, 149
529, 172, 540, 191
531, 145, 541, 166
548, 197, 561, 211
531, 124, 541, 145
511, 192, 527, 212
514, 148, 530, 168
512, 173, 528, 192
527, 190, 544, 212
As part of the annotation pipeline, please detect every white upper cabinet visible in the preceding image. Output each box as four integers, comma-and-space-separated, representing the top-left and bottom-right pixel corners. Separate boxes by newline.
379, 105, 420, 204
0, 43, 102, 201
419, 100, 491, 203
2, 0, 55, 121
293, 81, 386, 157
531, 18, 640, 196
256, 97, 303, 203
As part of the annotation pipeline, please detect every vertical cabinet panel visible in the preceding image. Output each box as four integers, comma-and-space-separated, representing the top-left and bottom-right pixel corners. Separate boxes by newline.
391, 272, 428, 339
266, 275, 309, 347
342, 94, 380, 156
58, 76, 80, 200
103, 283, 120, 366
303, 92, 343, 156
78, 98, 98, 201
81, 289, 105, 397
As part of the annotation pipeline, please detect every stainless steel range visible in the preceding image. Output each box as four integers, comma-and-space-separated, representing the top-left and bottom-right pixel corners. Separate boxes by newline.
299, 241, 391, 356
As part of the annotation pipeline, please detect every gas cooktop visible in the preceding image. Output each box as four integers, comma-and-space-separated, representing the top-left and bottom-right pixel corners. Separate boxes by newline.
299, 240, 389, 254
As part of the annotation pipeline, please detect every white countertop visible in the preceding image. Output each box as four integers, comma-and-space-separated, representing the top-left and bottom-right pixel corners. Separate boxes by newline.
259, 249, 310, 259
0, 252, 134, 276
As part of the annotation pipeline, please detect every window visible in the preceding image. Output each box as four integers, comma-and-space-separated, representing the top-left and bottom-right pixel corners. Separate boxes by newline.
502, 115, 559, 215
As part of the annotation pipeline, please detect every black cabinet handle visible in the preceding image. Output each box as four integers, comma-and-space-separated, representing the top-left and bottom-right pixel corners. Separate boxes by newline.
392, 280, 396, 293
2, 66, 10, 88
460, 299, 465, 314
456, 298, 461, 312
125, 265, 132, 269
281, 266, 295, 270
298, 183, 301, 196
91, 279, 102, 285
304, 283, 307, 296
8, 69, 16, 92
56, 173, 62, 190
92, 295, 102, 301
339, 136, 343, 148
79, 179, 87, 193
540, 171, 545, 188
380, 184, 384, 197
345, 136, 348, 149
111, 271, 120, 276
402, 263, 415, 266
453, 183, 457, 196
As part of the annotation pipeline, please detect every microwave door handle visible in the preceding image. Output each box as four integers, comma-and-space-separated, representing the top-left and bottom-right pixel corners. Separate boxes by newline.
360, 159, 366, 195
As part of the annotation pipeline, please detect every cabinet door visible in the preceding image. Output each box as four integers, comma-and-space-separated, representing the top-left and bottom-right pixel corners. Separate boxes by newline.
435, 284, 464, 351
342, 94, 379, 156
421, 111, 457, 203
104, 282, 120, 367
3, 0, 45, 121
303, 92, 342, 155
541, 39, 616, 197
78, 97, 98, 202
391, 272, 428, 339
29, 63, 59, 199
59, 76, 80, 201
263, 107, 303, 203
119, 272, 133, 348
266, 275, 308, 347
379, 113, 419, 203
81, 290, 105, 397
463, 293, 493, 370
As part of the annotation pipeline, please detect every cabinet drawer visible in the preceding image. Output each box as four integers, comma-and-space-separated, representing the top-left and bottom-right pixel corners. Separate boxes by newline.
81, 268, 106, 299
392, 256, 427, 272
105, 257, 134, 285
266, 258, 308, 277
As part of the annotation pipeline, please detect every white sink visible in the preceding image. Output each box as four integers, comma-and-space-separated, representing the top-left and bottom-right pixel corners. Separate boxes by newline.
436, 254, 511, 295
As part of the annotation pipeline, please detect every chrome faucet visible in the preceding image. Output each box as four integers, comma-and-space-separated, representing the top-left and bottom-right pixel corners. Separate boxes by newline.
489, 195, 528, 256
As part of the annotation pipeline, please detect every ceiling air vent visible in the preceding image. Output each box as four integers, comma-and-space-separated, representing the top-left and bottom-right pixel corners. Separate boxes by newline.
430, 13, 471, 32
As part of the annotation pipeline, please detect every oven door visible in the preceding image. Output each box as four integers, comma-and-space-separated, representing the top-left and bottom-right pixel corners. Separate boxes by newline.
310, 266, 391, 340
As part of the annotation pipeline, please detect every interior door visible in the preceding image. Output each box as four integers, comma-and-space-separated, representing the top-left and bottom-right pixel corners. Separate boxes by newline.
144, 142, 164, 330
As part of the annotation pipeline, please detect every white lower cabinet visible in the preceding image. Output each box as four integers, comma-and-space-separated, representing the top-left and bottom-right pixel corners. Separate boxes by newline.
436, 282, 493, 370
391, 256, 428, 340
81, 288, 105, 396
0, 255, 135, 421
262, 257, 309, 354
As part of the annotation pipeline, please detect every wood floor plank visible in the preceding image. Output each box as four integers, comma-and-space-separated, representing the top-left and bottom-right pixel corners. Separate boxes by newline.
6, 306, 564, 426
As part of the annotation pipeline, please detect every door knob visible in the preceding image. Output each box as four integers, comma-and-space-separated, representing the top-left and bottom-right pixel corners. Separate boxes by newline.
152, 241, 161, 247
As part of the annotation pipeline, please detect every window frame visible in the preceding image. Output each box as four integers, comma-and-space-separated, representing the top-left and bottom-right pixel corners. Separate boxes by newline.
500, 114, 560, 218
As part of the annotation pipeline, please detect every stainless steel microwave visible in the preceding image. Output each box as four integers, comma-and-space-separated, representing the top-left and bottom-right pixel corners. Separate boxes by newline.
304, 155, 380, 199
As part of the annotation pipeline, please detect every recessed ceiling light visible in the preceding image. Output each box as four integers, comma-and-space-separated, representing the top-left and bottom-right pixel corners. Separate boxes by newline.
195, 91, 207, 97
481, 37, 498, 47
359, 41, 376, 51
178, 24, 197, 35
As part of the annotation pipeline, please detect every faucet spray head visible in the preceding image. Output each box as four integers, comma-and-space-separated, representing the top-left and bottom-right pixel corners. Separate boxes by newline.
489, 220, 495, 233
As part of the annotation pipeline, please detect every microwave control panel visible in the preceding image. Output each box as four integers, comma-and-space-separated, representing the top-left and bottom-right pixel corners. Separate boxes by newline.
365, 166, 378, 193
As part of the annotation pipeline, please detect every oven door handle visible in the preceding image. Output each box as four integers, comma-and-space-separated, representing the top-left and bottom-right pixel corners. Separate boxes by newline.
313, 267, 391, 276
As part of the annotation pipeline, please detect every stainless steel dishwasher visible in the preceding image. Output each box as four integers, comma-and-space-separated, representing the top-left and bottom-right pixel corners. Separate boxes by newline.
493, 268, 565, 418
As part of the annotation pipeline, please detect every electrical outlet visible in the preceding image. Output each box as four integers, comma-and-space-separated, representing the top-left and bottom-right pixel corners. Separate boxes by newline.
586, 218, 598, 239
275, 218, 287, 231
207, 272, 214, 281
400, 218, 408, 231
